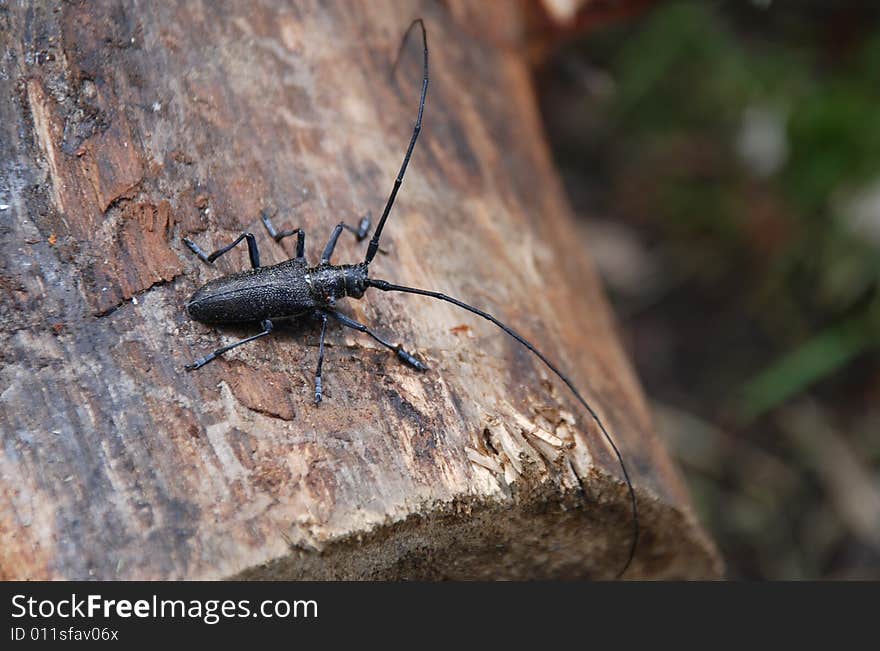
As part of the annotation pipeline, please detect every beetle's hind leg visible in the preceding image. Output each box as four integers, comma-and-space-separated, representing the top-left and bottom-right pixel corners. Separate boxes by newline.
324, 310, 427, 371
313, 312, 329, 404
184, 232, 261, 269
185, 320, 274, 370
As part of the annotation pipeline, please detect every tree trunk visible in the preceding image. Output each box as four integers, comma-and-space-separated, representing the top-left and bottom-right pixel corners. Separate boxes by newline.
0, 0, 721, 579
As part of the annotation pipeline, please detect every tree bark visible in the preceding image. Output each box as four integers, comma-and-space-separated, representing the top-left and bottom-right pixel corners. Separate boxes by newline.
0, 0, 721, 579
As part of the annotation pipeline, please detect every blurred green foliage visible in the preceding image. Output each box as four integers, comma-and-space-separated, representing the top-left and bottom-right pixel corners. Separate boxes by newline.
592, 2, 880, 419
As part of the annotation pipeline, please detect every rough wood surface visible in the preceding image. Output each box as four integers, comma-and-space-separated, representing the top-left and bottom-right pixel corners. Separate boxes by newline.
0, 0, 721, 579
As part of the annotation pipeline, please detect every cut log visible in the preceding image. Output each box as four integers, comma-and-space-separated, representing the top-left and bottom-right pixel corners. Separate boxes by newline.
0, 0, 721, 579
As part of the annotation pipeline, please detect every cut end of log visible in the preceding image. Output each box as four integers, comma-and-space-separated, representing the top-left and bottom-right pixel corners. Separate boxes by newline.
237, 477, 722, 580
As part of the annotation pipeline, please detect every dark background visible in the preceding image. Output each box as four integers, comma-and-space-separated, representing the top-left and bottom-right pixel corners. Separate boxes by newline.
537, 0, 880, 579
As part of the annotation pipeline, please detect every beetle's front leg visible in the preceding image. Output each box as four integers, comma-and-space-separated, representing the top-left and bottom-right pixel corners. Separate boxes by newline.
345, 214, 370, 239
324, 310, 427, 371
342, 213, 389, 254
320, 213, 389, 264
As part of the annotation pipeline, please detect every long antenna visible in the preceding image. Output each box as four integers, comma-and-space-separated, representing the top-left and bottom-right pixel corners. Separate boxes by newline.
367, 278, 639, 577
365, 18, 429, 265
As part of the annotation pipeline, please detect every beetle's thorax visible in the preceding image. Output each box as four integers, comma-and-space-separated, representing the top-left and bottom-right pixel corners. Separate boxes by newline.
306, 262, 369, 303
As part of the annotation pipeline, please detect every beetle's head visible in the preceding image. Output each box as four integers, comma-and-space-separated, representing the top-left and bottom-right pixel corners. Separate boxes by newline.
342, 263, 369, 299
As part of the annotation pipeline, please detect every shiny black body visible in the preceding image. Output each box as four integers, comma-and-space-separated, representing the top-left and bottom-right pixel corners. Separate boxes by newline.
186, 260, 368, 324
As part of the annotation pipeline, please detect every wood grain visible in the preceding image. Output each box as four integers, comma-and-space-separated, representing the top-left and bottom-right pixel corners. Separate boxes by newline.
0, 0, 721, 579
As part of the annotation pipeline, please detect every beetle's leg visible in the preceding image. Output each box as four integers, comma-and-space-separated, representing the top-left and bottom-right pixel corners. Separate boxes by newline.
184, 232, 261, 269
341, 214, 371, 241
313, 312, 329, 404
324, 310, 427, 371
341, 213, 389, 255
185, 320, 274, 370
261, 211, 305, 260
320, 223, 345, 264
320, 214, 386, 264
